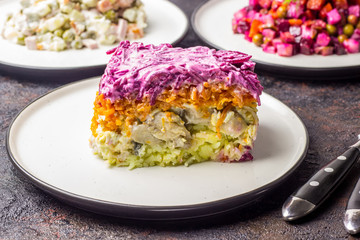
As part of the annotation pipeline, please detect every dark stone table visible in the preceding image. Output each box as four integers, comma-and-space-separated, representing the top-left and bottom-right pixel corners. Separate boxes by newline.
1, 0, 359, 239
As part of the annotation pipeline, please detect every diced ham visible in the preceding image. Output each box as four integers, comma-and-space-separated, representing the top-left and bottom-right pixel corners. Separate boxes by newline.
115, 0, 134, 9
25, 36, 37, 50
82, 39, 99, 49
97, 0, 134, 12
117, 19, 128, 40
97, 0, 112, 13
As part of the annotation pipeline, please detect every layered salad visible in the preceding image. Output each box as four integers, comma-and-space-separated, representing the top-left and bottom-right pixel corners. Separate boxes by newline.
2, 0, 147, 51
232, 0, 360, 56
90, 41, 263, 169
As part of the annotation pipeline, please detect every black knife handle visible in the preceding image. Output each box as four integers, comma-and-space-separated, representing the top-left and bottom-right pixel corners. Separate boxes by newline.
292, 147, 360, 205
346, 175, 360, 210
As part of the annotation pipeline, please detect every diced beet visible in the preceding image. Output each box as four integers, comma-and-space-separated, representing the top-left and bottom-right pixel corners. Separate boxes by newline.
247, 10, 257, 21
259, 0, 272, 9
316, 32, 331, 46
351, 29, 360, 40
253, 12, 262, 21
244, 31, 253, 42
280, 31, 296, 43
262, 44, 276, 54
348, 5, 360, 17
301, 25, 317, 39
261, 14, 275, 26
315, 46, 334, 55
343, 39, 360, 53
287, 2, 305, 18
300, 38, 314, 54
319, 3, 333, 19
327, 8, 342, 24
272, 38, 283, 48
278, 20, 290, 32
314, 46, 323, 54
236, 21, 250, 34
277, 43, 294, 56
293, 42, 301, 54
262, 28, 276, 39
334, 41, 347, 54
249, 0, 259, 7
304, 9, 317, 20
307, 0, 326, 11
303, 20, 314, 27
323, 46, 334, 55
233, 8, 247, 24
312, 19, 327, 29
332, 0, 348, 9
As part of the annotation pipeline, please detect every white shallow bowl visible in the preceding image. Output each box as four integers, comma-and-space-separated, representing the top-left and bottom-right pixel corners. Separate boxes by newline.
192, 0, 360, 79
6, 77, 308, 220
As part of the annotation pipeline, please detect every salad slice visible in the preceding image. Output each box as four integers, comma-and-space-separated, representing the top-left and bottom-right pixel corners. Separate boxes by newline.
2, 0, 147, 51
232, 0, 360, 56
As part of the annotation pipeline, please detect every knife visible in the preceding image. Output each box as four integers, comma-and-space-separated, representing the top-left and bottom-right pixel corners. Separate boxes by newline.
282, 138, 360, 221
344, 138, 360, 234
344, 176, 360, 234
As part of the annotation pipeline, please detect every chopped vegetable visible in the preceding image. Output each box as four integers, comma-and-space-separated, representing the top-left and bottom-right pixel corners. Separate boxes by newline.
232, 0, 360, 56
2, 0, 147, 51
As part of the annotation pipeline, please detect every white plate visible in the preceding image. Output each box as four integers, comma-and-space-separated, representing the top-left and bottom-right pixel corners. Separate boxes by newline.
192, 0, 360, 76
6, 77, 308, 220
0, 0, 188, 70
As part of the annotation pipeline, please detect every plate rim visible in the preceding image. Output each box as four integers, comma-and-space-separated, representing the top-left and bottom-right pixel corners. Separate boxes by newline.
0, 0, 189, 71
6, 77, 309, 221
191, 0, 360, 77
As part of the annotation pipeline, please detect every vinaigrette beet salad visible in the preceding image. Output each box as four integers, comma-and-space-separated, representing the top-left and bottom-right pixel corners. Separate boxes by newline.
232, 0, 360, 56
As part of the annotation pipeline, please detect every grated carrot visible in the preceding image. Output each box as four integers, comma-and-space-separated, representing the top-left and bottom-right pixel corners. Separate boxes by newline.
91, 82, 257, 137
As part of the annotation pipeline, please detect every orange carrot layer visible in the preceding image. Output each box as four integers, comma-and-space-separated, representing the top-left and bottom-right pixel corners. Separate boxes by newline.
91, 82, 257, 137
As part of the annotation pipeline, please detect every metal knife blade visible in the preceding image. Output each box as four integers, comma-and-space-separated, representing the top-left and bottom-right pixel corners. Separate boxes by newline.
282, 139, 360, 221
343, 140, 360, 234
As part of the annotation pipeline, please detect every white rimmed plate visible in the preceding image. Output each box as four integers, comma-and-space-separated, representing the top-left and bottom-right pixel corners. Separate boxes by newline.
6, 77, 308, 220
0, 0, 188, 77
192, 0, 360, 79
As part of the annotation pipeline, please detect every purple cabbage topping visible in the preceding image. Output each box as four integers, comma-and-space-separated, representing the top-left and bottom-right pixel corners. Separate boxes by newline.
99, 41, 263, 105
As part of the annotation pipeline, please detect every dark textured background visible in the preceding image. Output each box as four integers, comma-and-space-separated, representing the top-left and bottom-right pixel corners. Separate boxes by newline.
1, 0, 360, 239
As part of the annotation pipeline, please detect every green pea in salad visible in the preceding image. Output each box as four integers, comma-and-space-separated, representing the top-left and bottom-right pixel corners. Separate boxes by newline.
1, 0, 147, 51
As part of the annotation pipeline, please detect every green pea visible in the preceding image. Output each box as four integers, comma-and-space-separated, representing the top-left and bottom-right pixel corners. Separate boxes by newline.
63, 20, 71, 30
62, 29, 75, 42
276, 6, 287, 19
104, 10, 117, 22
348, 15, 358, 26
343, 23, 354, 37
338, 34, 348, 44
54, 29, 64, 37
252, 33, 264, 47
326, 24, 337, 35
87, 31, 97, 39
71, 39, 83, 49
17, 36, 25, 45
